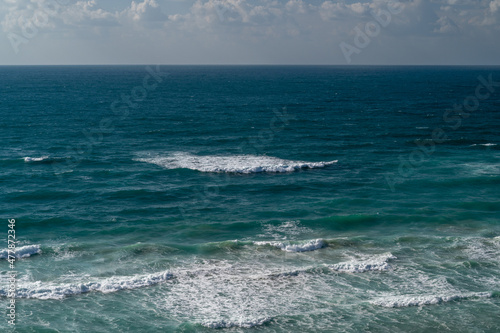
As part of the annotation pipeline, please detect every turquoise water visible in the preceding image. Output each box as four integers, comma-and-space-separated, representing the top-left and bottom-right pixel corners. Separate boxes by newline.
1, 66, 500, 332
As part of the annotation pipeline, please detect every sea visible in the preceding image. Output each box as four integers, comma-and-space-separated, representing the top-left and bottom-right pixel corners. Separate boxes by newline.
1, 65, 499, 332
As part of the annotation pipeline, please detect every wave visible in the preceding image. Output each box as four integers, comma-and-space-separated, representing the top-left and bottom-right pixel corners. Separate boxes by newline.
371, 292, 492, 308
23, 156, 49, 162
254, 239, 327, 252
202, 317, 272, 329
135, 152, 337, 174
329, 253, 396, 273
9, 237, 385, 260
462, 162, 500, 176
0, 238, 330, 262
470, 143, 497, 147
0, 245, 41, 259
3, 250, 397, 300
23, 156, 68, 164
269, 254, 397, 278
5, 271, 173, 299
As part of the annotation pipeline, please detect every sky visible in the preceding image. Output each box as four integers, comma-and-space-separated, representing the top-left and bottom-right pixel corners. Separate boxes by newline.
0, 0, 499, 65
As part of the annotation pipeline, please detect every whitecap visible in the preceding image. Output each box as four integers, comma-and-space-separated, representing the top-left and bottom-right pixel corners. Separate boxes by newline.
135, 152, 337, 174
470, 143, 497, 147
202, 317, 272, 329
329, 253, 396, 273
3, 271, 173, 299
254, 239, 327, 252
0, 245, 41, 259
23, 156, 49, 162
371, 292, 492, 308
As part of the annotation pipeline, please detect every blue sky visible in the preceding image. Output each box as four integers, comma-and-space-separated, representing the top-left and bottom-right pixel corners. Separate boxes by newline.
1, 0, 499, 65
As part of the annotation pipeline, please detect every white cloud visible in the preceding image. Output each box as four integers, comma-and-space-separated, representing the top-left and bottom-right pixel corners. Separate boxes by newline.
0, 0, 499, 64
0, 0, 168, 32
59, 1, 117, 26
2, 0, 497, 36
434, 15, 460, 33
490, 0, 500, 13
125, 0, 166, 21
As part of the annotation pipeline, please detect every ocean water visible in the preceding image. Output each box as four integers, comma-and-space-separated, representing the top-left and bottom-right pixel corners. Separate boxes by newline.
1, 65, 500, 332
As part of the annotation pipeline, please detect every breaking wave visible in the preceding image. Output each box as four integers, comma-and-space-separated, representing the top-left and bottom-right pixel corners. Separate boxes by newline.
253, 239, 327, 252
371, 292, 492, 308
329, 253, 396, 273
3, 271, 173, 299
135, 152, 337, 174
202, 317, 272, 329
0, 245, 41, 259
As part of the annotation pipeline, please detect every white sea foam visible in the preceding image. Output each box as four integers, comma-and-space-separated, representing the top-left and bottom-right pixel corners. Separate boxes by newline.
462, 162, 500, 175
329, 253, 396, 273
254, 239, 327, 252
258, 220, 312, 240
136, 152, 337, 174
23, 156, 49, 162
371, 292, 492, 308
5, 271, 173, 299
0, 245, 41, 259
470, 143, 497, 147
202, 317, 272, 329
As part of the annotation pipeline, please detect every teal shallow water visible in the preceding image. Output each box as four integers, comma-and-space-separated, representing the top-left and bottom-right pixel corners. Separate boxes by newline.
1, 66, 500, 332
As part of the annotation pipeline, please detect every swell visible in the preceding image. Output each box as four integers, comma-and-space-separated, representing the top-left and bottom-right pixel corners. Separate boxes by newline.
14, 232, 500, 262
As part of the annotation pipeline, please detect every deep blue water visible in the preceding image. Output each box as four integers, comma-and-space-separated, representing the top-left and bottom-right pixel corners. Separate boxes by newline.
1, 66, 500, 332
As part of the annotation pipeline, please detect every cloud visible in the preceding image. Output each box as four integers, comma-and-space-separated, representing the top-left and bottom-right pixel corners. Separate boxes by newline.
0, 0, 499, 64
2, 0, 498, 36
59, 1, 118, 26
124, 0, 166, 22
434, 15, 460, 33
0, 0, 167, 32
490, 0, 500, 13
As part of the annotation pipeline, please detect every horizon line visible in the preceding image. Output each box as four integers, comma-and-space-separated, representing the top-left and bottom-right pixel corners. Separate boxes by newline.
1, 64, 500, 67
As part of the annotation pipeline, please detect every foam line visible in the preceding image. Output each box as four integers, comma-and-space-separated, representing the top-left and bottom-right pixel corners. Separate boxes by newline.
136, 152, 337, 174
329, 253, 396, 273
3, 271, 173, 299
371, 292, 492, 308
